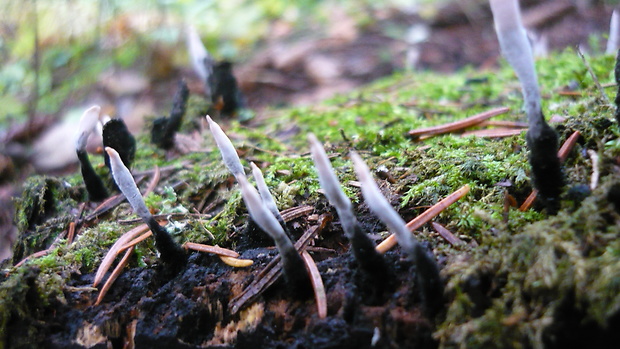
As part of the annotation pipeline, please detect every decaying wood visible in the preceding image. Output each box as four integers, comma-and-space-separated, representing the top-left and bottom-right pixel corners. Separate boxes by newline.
229, 214, 331, 315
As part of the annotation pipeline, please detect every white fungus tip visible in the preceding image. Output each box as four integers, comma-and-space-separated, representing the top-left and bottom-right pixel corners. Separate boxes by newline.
351, 151, 415, 252
76, 105, 101, 151
250, 161, 283, 222
309, 134, 351, 212
238, 174, 286, 243
206, 115, 245, 177
106, 147, 152, 221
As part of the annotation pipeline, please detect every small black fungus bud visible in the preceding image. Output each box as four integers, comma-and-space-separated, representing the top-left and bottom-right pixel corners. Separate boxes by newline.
607, 183, 620, 215
103, 119, 136, 172
211, 61, 244, 116
151, 79, 190, 150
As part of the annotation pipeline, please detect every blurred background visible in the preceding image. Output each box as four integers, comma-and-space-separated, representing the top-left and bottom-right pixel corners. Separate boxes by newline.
0, 0, 615, 259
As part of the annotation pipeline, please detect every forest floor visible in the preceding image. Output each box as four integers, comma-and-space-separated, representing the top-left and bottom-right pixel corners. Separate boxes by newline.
1, 1, 620, 348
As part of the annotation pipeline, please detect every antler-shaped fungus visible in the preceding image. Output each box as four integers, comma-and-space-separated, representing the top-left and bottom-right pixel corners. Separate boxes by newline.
308, 134, 391, 292
351, 152, 443, 317
207, 116, 311, 295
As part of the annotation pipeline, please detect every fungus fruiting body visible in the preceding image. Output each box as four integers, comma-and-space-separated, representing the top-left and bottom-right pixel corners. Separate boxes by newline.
615, 49, 620, 124
75, 105, 108, 201
207, 116, 311, 296
105, 147, 186, 267
151, 79, 190, 150
490, 0, 563, 213
308, 134, 391, 294
250, 162, 287, 234
103, 119, 136, 173
237, 174, 311, 296
186, 25, 214, 98
211, 61, 244, 116
351, 152, 443, 317
206, 115, 244, 177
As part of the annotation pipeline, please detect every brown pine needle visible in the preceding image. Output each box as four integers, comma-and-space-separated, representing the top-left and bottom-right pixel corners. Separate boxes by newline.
93, 223, 153, 287
461, 128, 526, 138
301, 251, 327, 319
558, 131, 581, 162
95, 246, 134, 306
478, 120, 528, 128
13, 249, 51, 268
120, 231, 153, 251
143, 165, 161, 196
66, 222, 77, 245
431, 222, 464, 246
376, 184, 470, 254
408, 107, 510, 138
519, 131, 580, 211
183, 242, 240, 258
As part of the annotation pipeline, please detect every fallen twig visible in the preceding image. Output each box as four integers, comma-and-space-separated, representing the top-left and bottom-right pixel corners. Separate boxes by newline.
183, 242, 240, 258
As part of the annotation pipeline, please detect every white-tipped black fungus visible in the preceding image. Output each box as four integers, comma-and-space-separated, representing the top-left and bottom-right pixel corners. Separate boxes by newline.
151, 80, 190, 150
351, 152, 444, 317
237, 174, 312, 298
106, 147, 186, 269
308, 134, 392, 297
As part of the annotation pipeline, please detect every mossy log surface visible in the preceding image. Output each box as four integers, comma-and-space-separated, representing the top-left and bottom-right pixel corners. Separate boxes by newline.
2, 50, 620, 349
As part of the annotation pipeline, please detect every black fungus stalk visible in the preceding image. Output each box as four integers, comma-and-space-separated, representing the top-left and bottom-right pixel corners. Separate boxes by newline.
351, 152, 444, 317
308, 134, 392, 296
151, 79, 190, 149
75, 106, 108, 201
490, 0, 563, 213
615, 49, 620, 125
105, 146, 186, 267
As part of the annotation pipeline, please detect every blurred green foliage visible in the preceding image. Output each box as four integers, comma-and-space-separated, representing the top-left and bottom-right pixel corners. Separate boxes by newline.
0, 0, 438, 131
